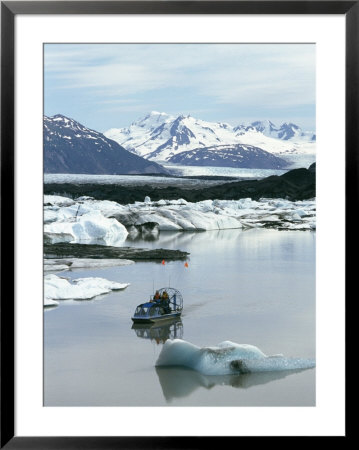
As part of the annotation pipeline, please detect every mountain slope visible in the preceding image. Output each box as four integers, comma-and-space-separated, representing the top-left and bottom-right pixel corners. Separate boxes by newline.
105, 111, 237, 161
44, 115, 167, 175
168, 144, 288, 169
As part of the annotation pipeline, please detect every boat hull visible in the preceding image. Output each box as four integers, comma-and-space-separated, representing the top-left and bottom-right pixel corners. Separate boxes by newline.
131, 312, 181, 324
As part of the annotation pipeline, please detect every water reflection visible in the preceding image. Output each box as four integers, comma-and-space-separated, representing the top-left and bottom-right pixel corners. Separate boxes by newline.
156, 366, 306, 402
126, 223, 160, 242
126, 232, 160, 242
131, 319, 183, 344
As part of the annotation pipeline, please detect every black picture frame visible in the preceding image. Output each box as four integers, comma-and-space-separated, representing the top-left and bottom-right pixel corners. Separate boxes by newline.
1, 1, 354, 447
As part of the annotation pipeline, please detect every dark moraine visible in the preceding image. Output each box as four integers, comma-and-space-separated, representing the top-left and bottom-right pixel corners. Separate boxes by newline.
44, 242, 189, 261
44, 164, 316, 204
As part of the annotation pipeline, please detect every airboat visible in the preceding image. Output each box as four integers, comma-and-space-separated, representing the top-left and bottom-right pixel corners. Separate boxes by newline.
131, 287, 183, 323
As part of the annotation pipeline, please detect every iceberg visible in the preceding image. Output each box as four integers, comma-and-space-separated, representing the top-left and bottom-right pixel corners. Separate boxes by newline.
110, 197, 315, 232
44, 194, 316, 237
44, 195, 75, 206
155, 339, 315, 375
44, 210, 128, 246
44, 273, 129, 301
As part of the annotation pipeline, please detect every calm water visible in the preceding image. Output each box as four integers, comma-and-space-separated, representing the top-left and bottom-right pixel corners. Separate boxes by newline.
44, 228, 315, 406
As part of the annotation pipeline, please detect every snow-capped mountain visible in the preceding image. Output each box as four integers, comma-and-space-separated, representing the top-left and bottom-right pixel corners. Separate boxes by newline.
235, 120, 316, 141
105, 111, 237, 161
168, 144, 288, 169
44, 114, 167, 175
104, 111, 316, 168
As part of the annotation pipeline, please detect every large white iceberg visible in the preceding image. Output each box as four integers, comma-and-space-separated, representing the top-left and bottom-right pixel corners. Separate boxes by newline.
44, 210, 128, 246
156, 339, 315, 375
44, 273, 129, 301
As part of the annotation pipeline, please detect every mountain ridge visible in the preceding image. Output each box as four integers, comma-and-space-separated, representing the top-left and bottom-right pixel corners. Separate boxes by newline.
44, 114, 168, 175
104, 111, 316, 167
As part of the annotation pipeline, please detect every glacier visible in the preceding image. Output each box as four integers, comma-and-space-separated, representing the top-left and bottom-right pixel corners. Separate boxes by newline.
44, 168, 288, 184
155, 339, 315, 375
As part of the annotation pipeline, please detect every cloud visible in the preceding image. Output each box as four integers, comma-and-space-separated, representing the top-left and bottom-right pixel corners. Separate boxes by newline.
44, 43, 315, 128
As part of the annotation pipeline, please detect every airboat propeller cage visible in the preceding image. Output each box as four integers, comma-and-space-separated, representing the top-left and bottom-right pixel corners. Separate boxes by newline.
157, 287, 183, 312
131, 287, 183, 323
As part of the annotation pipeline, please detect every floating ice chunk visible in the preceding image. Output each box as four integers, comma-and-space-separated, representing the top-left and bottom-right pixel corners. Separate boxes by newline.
44, 258, 134, 272
170, 198, 188, 205
44, 195, 74, 206
44, 210, 128, 246
44, 209, 60, 224
44, 263, 70, 272
75, 196, 94, 201
44, 297, 59, 307
44, 274, 129, 300
44, 195, 316, 236
156, 339, 315, 375
260, 215, 280, 222
67, 258, 134, 269
290, 213, 303, 221
134, 212, 182, 231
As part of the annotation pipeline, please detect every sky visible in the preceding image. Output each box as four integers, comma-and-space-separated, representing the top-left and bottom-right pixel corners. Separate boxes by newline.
44, 43, 316, 133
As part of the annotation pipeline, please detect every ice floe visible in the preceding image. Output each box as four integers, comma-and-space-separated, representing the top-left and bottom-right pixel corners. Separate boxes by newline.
44, 194, 316, 246
44, 273, 129, 301
110, 197, 315, 232
44, 258, 134, 272
155, 339, 315, 375
44, 297, 59, 307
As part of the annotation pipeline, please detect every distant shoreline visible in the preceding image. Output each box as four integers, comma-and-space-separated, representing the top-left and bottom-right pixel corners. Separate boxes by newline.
44, 164, 315, 204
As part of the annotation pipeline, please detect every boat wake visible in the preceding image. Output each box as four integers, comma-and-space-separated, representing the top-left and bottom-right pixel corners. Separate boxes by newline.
155, 339, 315, 376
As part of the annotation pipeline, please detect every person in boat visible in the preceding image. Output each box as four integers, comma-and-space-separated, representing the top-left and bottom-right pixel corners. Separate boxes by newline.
161, 290, 171, 314
153, 291, 160, 300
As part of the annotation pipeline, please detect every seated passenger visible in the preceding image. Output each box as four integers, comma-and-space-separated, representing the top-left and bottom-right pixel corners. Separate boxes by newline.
162, 290, 169, 300
154, 290, 160, 300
